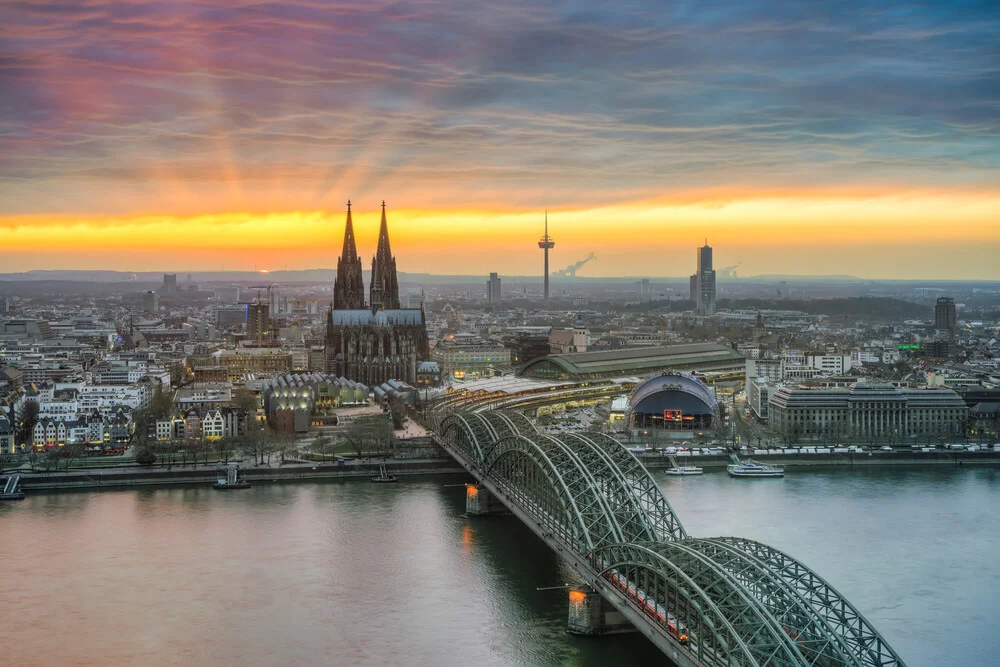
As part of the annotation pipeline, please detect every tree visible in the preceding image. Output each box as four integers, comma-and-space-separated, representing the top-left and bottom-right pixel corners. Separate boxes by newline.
213, 436, 236, 464
131, 408, 152, 448
388, 397, 407, 430
169, 362, 187, 387
20, 401, 39, 447
135, 446, 156, 466
274, 432, 296, 465
240, 424, 280, 466
343, 415, 393, 460
149, 385, 174, 419
0, 450, 15, 476
49, 443, 84, 471
233, 388, 258, 416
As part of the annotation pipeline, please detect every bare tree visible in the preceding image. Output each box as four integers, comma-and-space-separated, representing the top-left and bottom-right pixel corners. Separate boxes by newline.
343, 415, 393, 460
233, 388, 258, 416
213, 436, 236, 464
20, 401, 39, 447
388, 397, 407, 430
168, 362, 188, 387
149, 385, 174, 419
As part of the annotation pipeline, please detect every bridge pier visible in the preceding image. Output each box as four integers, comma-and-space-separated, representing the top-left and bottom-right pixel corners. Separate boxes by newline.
567, 585, 636, 636
465, 484, 504, 516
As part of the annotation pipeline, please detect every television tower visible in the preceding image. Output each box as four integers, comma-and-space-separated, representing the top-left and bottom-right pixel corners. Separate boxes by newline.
538, 211, 555, 308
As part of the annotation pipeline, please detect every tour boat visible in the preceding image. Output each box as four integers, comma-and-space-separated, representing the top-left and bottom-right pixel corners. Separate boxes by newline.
727, 456, 784, 478
664, 466, 703, 476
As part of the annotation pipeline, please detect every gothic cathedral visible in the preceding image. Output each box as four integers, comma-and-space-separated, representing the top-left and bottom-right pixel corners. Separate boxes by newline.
325, 202, 429, 386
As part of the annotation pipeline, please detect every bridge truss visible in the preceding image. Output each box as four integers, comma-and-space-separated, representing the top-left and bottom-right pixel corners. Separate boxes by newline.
439, 411, 904, 667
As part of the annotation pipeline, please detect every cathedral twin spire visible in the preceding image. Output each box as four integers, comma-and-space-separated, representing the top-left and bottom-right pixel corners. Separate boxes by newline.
333, 200, 399, 311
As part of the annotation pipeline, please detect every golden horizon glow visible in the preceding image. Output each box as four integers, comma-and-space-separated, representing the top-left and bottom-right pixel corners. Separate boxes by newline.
3, 189, 999, 279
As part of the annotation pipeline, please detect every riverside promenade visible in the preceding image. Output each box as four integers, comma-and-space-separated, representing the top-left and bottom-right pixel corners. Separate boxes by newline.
14, 458, 463, 492
10, 446, 999, 493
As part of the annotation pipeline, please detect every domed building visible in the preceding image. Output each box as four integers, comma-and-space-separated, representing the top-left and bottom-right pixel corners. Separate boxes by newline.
627, 371, 717, 431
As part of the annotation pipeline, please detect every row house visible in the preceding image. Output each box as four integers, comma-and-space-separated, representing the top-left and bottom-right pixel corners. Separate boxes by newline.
155, 408, 246, 443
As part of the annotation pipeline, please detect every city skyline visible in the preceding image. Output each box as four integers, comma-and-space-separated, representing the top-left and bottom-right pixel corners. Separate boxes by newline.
3, 0, 998, 279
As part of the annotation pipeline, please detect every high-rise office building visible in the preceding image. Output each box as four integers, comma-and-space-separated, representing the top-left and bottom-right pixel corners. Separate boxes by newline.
142, 291, 159, 314
487, 272, 502, 305
934, 297, 956, 334
694, 241, 717, 314
162, 274, 177, 294
247, 303, 270, 346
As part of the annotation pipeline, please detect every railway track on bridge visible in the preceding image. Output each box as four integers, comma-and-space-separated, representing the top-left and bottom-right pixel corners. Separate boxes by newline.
436, 410, 906, 667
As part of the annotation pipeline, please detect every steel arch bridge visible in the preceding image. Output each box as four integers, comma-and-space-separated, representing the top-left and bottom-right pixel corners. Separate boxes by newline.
438, 411, 904, 667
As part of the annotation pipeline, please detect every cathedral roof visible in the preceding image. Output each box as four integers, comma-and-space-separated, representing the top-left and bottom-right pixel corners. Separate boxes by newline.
329, 309, 423, 327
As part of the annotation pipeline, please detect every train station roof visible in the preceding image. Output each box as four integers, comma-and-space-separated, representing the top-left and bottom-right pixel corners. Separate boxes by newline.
517, 343, 745, 381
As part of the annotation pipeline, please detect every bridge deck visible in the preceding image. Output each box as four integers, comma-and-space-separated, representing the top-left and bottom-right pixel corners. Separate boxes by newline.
436, 411, 906, 667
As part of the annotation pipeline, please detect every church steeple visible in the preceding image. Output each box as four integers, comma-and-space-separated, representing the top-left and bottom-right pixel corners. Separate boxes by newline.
333, 200, 365, 310
342, 199, 359, 260
376, 200, 392, 261
369, 200, 400, 310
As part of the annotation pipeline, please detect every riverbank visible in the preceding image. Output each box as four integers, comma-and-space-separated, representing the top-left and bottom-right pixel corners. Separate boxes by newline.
11, 449, 1000, 494
642, 449, 1000, 470
16, 458, 464, 492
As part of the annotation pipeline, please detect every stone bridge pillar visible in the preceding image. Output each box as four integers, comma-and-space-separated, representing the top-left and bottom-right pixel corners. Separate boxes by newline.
465, 484, 504, 516
567, 585, 636, 636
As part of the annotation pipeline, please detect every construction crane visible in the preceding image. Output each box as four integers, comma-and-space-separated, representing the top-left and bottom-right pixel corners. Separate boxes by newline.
552, 252, 597, 278
719, 262, 742, 279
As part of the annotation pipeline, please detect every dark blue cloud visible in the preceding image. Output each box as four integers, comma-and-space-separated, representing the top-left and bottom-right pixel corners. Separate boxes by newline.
0, 0, 997, 214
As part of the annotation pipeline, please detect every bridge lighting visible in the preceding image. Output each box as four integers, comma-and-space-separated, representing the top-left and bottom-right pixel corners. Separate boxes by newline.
466, 484, 478, 497
568, 589, 587, 604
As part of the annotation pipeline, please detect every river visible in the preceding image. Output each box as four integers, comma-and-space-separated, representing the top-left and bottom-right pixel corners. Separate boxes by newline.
1, 466, 997, 666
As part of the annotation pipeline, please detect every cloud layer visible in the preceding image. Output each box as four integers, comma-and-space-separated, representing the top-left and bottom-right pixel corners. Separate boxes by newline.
2, 0, 997, 216
1, 1, 998, 278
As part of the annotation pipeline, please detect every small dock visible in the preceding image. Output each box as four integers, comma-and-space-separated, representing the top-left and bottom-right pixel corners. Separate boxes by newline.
1, 474, 25, 501
213, 463, 251, 490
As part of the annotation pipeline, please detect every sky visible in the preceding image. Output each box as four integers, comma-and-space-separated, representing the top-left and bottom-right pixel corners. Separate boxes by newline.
1, 0, 998, 279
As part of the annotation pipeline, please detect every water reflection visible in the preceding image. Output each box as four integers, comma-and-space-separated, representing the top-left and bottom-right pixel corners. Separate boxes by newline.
2, 468, 995, 666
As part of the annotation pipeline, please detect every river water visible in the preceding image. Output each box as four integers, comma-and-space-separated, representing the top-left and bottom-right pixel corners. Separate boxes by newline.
1, 466, 997, 667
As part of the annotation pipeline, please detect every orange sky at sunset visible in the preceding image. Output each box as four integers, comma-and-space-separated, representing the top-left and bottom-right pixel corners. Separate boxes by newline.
3, 1, 998, 280
4, 189, 999, 279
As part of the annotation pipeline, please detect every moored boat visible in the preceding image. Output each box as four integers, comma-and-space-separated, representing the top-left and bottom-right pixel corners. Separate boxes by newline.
727, 455, 784, 478
665, 466, 703, 476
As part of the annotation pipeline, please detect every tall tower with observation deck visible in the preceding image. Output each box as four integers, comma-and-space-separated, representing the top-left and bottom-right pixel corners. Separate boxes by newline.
538, 212, 555, 308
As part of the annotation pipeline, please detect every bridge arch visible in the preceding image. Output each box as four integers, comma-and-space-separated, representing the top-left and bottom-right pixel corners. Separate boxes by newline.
436, 411, 904, 666
592, 542, 768, 666
560, 431, 687, 541
481, 434, 608, 551
710, 538, 905, 667
679, 539, 858, 665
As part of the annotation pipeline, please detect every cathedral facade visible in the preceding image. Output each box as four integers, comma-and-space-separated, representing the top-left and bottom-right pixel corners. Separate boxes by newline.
325, 202, 429, 386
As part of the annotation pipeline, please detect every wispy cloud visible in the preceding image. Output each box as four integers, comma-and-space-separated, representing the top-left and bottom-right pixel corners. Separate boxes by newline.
1, 0, 996, 217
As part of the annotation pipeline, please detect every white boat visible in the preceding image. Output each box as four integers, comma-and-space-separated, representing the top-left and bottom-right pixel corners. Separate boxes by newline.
665, 466, 703, 476
727, 456, 784, 478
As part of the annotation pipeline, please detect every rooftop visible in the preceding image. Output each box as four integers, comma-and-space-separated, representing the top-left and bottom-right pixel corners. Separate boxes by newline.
519, 343, 745, 379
